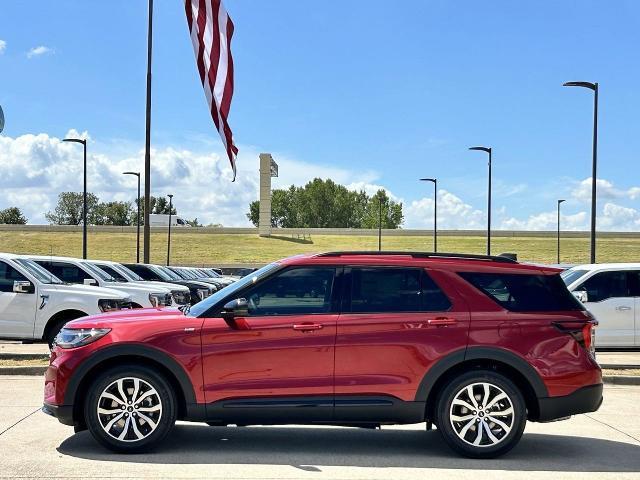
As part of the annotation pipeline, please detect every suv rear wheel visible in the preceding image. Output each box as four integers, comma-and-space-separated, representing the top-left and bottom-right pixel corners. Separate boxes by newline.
436, 370, 526, 458
84, 365, 177, 453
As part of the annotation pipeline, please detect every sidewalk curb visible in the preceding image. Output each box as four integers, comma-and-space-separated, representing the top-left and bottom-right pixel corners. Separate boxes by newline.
0, 353, 49, 361
0, 366, 47, 376
602, 375, 640, 386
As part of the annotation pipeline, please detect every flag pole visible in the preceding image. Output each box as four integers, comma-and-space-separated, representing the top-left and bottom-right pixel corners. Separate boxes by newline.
143, 0, 153, 263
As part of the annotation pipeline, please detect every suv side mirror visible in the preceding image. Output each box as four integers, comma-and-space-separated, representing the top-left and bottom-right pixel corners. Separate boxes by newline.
573, 290, 588, 303
13, 280, 34, 294
83, 278, 98, 286
221, 298, 250, 330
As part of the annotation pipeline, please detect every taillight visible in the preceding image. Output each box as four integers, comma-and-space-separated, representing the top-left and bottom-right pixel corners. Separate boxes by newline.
553, 320, 597, 358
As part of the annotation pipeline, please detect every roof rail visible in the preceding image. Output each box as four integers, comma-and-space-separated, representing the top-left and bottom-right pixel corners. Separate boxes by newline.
314, 251, 518, 263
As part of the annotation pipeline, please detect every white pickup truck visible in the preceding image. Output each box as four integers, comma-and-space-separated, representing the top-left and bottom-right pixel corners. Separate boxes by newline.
28, 255, 176, 309
0, 253, 130, 346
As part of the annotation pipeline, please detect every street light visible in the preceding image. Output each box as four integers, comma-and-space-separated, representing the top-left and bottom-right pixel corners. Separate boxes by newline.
167, 194, 174, 266
563, 81, 599, 264
63, 137, 88, 259
469, 146, 492, 255
123, 171, 141, 263
420, 178, 437, 252
378, 195, 383, 252
557, 199, 566, 264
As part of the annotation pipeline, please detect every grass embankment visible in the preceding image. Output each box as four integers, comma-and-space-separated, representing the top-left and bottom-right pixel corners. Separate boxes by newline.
0, 231, 639, 265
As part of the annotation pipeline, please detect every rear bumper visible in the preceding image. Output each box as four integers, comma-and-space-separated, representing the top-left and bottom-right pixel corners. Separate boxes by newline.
536, 383, 603, 422
42, 403, 74, 426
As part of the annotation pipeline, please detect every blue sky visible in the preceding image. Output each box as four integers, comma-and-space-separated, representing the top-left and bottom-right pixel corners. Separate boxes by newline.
1, 1, 640, 229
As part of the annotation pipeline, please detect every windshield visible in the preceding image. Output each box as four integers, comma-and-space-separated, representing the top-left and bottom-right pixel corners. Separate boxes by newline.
187, 262, 280, 317
560, 269, 589, 286
171, 268, 192, 280
114, 264, 145, 281
95, 264, 129, 282
156, 265, 182, 281
15, 259, 63, 284
81, 262, 113, 282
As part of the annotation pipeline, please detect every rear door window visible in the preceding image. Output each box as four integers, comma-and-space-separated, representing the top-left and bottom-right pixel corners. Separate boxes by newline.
459, 272, 584, 312
575, 271, 629, 303
347, 267, 451, 313
35, 261, 94, 284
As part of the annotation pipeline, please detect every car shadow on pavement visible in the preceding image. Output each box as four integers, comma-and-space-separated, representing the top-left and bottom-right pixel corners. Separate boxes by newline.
57, 425, 640, 472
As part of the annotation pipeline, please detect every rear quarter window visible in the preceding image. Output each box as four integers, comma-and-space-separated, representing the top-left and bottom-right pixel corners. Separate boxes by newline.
458, 272, 584, 312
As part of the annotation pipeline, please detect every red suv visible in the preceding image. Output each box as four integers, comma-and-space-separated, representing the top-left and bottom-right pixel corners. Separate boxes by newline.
43, 252, 602, 458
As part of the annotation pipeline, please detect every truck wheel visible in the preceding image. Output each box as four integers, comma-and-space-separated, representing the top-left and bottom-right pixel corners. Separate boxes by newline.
435, 370, 526, 459
84, 365, 177, 453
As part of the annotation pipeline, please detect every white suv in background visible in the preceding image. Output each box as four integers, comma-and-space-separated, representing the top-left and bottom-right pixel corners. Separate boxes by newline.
27, 255, 174, 309
0, 253, 130, 346
562, 263, 640, 348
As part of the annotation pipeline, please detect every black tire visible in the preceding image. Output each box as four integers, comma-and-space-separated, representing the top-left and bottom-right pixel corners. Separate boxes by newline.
435, 370, 526, 459
84, 364, 177, 453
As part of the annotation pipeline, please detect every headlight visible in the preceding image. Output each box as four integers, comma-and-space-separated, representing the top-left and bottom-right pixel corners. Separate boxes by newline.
171, 290, 190, 305
99, 298, 123, 312
149, 293, 172, 307
54, 327, 111, 349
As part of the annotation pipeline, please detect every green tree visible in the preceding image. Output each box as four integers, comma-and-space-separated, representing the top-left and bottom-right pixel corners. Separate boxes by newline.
93, 201, 134, 226
361, 189, 404, 229
0, 207, 27, 224
246, 179, 403, 229
45, 192, 100, 225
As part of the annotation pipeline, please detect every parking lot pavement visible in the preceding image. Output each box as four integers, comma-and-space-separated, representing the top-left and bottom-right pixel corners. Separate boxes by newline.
0, 377, 638, 480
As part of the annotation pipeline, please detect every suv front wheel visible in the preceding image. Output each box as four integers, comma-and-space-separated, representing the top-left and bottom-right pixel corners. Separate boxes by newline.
436, 370, 526, 458
84, 365, 177, 453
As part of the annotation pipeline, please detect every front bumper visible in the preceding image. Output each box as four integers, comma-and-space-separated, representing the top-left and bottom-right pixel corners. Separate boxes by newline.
536, 383, 603, 422
42, 403, 75, 426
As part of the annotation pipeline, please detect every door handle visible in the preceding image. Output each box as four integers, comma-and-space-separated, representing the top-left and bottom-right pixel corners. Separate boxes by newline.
293, 323, 324, 331
427, 317, 458, 326
615, 306, 632, 311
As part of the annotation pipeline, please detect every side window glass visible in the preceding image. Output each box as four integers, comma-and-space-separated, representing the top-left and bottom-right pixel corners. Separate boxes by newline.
50, 262, 92, 284
0, 261, 28, 292
242, 267, 336, 316
577, 271, 628, 303
628, 271, 640, 297
349, 267, 450, 313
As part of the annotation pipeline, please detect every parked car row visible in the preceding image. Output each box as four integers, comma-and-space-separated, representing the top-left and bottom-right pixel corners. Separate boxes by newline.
0, 252, 236, 346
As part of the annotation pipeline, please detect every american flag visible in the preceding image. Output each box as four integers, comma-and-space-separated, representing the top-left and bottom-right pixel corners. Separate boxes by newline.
185, 0, 238, 180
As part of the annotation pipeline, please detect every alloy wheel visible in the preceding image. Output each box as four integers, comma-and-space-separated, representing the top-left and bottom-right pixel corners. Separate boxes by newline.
96, 377, 163, 442
449, 382, 515, 448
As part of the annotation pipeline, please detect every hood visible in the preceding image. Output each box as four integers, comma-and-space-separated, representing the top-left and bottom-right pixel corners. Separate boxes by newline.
66, 307, 186, 329
129, 280, 190, 293
170, 279, 214, 290
42, 283, 129, 300
101, 281, 171, 295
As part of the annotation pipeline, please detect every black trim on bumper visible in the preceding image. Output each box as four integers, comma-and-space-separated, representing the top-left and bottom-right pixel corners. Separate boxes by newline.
42, 403, 75, 426
536, 383, 603, 422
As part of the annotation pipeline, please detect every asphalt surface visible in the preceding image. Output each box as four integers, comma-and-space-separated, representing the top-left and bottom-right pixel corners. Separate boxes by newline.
0, 377, 639, 479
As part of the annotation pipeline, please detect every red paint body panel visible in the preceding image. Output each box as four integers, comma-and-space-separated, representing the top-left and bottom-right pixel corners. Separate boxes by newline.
201, 314, 337, 403
44, 253, 602, 424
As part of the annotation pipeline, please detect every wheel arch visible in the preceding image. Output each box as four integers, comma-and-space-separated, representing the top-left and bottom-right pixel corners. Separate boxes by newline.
416, 347, 547, 422
66, 344, 197, 428
43, 309, 88, 341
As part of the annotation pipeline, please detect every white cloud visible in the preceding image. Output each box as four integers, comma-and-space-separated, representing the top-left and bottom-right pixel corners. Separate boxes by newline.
3, 131, 640, 232
499, 210, 588, 231
404, 190, 485, 229
0, 132, 378, 226
571, 177, 639, 202
0, 40, 6, 54
26, 45, 53, 58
